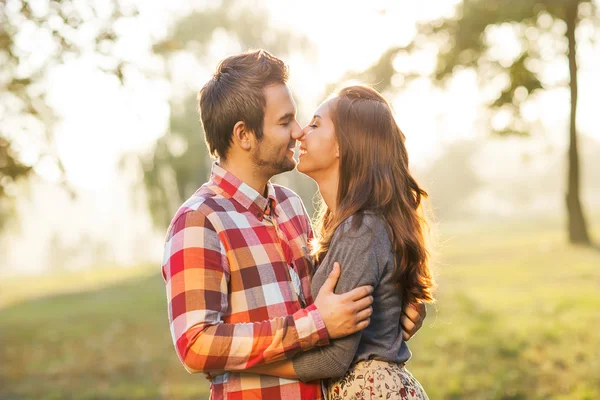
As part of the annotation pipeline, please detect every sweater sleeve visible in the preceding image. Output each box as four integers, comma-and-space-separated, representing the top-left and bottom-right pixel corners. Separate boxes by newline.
292, 215, 384, 382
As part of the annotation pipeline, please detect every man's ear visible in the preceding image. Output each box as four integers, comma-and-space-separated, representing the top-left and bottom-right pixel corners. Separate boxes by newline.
232, 121, 252, 151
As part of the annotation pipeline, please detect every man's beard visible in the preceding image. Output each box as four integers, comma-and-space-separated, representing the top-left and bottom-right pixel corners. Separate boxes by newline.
252, 144, 296, 176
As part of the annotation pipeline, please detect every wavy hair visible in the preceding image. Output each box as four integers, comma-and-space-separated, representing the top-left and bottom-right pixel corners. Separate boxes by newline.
312, 85, 435, 305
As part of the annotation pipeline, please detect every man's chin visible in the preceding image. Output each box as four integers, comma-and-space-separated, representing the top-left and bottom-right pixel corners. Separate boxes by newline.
278, 159, 297, 174
260, 159, 295, 177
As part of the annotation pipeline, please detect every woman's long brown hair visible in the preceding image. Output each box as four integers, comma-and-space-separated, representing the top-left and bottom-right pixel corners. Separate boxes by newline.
312, 85, 435, 305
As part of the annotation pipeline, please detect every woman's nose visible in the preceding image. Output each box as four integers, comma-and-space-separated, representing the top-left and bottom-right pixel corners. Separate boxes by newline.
293, 124, 306, 141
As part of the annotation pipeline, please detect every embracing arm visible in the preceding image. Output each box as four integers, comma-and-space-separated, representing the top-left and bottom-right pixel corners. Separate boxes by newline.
162, 210, 329, 374
291, 219, 380, 381
242, 216, 428, 381
243, 358, 298, 379
245, 302, 427, 381
245, 301, 427, 381
241, 260, 367, 380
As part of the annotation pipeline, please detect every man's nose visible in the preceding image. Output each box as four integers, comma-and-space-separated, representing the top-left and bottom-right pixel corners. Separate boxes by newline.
291, 121, 305, 140
292, 123, 306, 141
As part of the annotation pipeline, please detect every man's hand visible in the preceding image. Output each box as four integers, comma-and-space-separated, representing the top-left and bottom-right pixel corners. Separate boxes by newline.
401, 302, 427, 341
313, 262, 374, 339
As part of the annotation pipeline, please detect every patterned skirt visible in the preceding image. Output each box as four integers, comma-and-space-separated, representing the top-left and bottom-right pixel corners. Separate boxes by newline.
326, 359, 428, 400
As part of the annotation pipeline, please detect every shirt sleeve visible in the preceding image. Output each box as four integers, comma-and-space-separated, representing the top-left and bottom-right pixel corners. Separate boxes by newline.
292, 216, 383, 382
162, 209, 330, 374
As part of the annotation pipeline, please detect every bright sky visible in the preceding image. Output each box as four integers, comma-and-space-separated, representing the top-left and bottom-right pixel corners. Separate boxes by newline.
43, 0, 461, 190
35, 0, 599, 191
4, 0, 600, 275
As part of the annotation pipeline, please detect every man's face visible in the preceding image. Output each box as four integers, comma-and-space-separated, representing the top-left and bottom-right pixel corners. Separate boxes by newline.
251, 84, 302, 177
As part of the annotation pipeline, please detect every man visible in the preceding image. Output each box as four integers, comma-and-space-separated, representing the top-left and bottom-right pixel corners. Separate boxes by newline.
162, 49, 425, 399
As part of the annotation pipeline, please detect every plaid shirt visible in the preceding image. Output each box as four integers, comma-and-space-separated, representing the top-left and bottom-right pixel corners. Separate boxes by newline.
162, 163, 329, 399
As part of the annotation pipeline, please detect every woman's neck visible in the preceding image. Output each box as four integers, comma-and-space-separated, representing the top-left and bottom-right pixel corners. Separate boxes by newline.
315, 170, 339, 215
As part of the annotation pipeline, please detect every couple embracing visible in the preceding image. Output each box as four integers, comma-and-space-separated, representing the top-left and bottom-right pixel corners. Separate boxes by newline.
162, 49, 434, 400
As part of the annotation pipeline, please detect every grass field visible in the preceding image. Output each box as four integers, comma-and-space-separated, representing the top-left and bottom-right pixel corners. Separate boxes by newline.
1, 219, 599, 399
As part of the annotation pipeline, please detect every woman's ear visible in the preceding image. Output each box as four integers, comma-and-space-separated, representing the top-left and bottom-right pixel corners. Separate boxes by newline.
232, 121, 252, 151
335, 142, 340, 158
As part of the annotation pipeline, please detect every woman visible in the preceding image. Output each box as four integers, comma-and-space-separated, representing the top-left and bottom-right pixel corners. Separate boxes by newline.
248, 85, 434, 399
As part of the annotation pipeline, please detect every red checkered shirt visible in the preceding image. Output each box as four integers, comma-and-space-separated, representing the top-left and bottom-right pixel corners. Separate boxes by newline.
162, 163, 329, 399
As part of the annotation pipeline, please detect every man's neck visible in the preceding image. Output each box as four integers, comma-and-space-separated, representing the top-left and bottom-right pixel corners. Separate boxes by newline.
220, 159, 271, 197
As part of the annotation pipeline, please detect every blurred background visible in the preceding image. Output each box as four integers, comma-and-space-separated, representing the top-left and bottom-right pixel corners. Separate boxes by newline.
1, 0, 599, 399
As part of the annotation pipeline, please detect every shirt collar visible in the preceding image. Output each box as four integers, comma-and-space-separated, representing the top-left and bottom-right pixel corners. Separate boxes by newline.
210, 162, 278, 220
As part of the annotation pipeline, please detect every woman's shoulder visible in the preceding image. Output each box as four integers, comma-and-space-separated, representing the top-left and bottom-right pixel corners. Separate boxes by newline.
329, 212, 394, 277
335, 211, 390, 240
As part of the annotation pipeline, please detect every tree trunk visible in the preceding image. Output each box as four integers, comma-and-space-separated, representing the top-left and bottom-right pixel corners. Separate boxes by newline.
565, 0, 591, 245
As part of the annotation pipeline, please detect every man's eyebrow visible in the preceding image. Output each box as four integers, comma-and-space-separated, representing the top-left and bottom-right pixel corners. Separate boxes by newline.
277, 112, 295, 123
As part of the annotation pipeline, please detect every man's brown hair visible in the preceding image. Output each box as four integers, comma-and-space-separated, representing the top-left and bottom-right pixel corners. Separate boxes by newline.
198, 49, 289, 160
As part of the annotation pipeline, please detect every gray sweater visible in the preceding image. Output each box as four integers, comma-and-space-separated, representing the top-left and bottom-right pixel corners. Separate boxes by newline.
293, 212, 412, 382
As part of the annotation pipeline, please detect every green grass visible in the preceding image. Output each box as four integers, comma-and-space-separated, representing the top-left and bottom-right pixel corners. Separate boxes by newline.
1, 219, 599, 399
409, 219, 600, 400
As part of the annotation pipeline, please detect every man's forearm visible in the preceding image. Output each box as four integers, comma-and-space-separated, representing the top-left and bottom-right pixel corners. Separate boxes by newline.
243, 359, 298, 379
175, 304, 329, 373
164, 211, 330, 374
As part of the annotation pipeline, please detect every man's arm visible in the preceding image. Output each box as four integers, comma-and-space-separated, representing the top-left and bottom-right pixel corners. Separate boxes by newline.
244, 359, 297, 379
162, 210, 373, 374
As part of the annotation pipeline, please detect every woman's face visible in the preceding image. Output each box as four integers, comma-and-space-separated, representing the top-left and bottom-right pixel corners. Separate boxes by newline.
297, 98, 339, 180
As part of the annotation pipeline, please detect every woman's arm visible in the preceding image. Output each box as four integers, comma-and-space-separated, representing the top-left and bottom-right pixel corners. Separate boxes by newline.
291, 215, 385, 382
212, 215, 386, 381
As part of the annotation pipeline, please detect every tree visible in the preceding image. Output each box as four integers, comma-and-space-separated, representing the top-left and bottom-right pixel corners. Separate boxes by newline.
343, 0, 598, 245
0, 137, 31, 229
0, 0, 137, 227
138, 92, 212, 229
139, 0, 313, 229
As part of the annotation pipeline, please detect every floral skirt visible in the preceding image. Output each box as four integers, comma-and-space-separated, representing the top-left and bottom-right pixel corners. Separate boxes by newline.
326, 359, 428, 400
